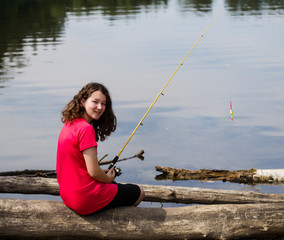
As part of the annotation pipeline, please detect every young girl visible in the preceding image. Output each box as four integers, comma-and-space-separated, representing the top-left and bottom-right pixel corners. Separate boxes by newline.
56, 82, 144, 215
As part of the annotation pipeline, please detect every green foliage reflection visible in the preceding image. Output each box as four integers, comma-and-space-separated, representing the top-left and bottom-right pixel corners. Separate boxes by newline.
0, 0, 283, 84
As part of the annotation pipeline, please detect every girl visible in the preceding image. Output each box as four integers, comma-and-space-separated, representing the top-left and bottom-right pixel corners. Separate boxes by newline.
56, 82, 144, 215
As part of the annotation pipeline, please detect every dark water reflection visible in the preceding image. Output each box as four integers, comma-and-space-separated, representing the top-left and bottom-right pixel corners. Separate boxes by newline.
1, 0, 284, 197
1, 0, 284, 82
225, 0, 284, 14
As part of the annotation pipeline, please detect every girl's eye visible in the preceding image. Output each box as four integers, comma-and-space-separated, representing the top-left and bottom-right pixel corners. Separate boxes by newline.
93, 101, 106, 106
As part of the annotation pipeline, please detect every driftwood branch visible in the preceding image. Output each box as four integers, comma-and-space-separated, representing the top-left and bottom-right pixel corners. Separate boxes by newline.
0, 150, 144, 178
1, 176, 284, 204
0, 198, 284, 239
155, 166, 284, 184
99, 149, 144, 165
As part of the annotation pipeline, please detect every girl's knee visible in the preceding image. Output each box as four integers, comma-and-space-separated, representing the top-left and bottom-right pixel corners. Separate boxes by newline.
140, 187, 145, 199
134, 187, 145, 206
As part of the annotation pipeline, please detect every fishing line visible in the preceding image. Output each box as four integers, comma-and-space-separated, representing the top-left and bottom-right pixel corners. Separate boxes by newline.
109, 8, 223, 173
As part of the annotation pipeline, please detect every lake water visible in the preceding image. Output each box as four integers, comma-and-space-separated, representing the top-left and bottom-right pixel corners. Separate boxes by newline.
1, 0, 284, 201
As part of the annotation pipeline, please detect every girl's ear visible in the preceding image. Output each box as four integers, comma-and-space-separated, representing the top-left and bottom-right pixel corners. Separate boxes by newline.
81, 99, 85, 106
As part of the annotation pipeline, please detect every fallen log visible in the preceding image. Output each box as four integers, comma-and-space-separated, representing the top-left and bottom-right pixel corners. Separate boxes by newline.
0, 198, 284, 240
155, 166, 284, 184
0, 169, 57, 178
1, 176, 284, 204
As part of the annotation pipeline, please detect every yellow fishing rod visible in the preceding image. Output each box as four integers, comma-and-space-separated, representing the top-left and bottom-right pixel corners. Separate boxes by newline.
109, 8, 223, 175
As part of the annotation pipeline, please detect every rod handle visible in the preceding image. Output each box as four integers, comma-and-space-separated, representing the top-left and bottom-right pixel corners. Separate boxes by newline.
108, 155, 119, 169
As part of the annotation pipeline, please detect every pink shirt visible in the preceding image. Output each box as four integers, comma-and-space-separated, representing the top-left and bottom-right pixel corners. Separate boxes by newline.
56, 118, 118, 215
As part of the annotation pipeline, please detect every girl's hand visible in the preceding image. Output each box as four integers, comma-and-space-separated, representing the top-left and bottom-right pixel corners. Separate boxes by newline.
106, 168, 116, 182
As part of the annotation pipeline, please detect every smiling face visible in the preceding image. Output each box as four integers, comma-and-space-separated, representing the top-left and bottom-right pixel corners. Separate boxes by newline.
81, 90, 106, 123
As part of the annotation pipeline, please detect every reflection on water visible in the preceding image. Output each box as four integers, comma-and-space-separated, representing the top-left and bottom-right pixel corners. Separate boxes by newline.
0, 0, 66, 83
177, 0, 213, 12
1, 0, 284, 83
1, 0, 284, 195
225, 0, 284, 14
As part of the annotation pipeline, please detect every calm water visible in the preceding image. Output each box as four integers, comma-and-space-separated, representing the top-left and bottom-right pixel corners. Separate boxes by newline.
1, 0, 284, 200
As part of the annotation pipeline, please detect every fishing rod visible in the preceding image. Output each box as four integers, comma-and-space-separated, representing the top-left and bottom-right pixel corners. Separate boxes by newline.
109, 8, 223, 176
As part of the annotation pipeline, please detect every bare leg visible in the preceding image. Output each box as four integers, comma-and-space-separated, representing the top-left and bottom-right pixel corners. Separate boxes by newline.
133, 187, 145, 206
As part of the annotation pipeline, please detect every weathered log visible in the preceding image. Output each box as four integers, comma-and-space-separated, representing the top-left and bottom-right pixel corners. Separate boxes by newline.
0, 169, 57, 178
0, 198, 284, 240
1, 176, 284, 204
155, 166, 284, 184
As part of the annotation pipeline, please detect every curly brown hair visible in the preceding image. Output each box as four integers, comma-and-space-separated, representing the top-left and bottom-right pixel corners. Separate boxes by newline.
61, 82, 117, 141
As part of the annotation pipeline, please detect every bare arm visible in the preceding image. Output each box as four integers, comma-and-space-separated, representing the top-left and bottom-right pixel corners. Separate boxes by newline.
83, 147, 115, 183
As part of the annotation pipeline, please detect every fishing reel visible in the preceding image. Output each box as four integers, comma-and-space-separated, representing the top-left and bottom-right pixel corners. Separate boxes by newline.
108, 156, 121, 177
113, 166, 122, 177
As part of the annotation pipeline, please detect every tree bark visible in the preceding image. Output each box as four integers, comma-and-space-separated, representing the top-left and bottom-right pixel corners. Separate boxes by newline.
155, 166, 284, 184
0, 198, 284, 240
1, 176, 284, 204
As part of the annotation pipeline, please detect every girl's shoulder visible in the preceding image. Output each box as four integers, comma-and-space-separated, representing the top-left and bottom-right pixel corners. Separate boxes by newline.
65, 118, 88, 127
74, 117, 90, 126
74, 118, 94, 134
64, 118, 93, 134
